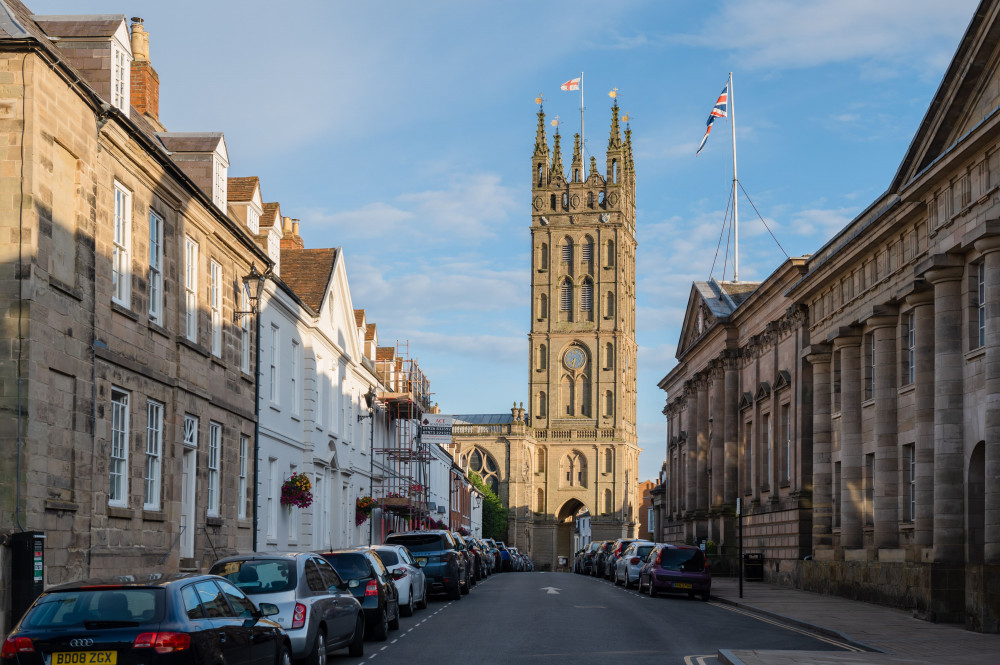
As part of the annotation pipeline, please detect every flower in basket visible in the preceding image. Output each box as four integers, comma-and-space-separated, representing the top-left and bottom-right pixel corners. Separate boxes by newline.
280, 472, 313, 509
356, 496, 377, 526
458, 526, 470, 536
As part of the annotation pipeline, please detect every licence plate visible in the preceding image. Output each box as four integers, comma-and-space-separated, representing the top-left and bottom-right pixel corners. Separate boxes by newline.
672, 582, 692, 589
53, 652, 117, 665
416, 557, 427, 565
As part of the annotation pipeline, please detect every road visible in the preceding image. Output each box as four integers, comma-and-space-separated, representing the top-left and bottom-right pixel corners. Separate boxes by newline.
346, 571, 858, 664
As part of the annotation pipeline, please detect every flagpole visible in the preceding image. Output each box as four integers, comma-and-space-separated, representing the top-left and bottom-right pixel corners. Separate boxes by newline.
580, 71, 585, 168
730, 71, 739, 282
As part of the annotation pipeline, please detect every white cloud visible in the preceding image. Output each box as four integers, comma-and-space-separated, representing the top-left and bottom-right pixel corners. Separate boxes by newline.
680, 0, 978, 75
788, 206, 856, 237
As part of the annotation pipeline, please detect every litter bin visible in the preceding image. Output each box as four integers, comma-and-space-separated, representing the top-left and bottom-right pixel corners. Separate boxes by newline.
743, 552, 763, 581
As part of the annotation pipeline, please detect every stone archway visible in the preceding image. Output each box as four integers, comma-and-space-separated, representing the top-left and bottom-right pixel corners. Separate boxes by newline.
555, 498, 589, 570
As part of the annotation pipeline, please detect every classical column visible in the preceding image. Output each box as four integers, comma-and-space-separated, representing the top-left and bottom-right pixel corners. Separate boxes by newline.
906, 290, 935, 549
724, 353, 740, 505
696, 378, 711, 512
975, 237, 1000, 563
868, 312, 899, 549
685, 384, 698, 513
924, 265, 966, 564
805, 345, 833, 552
710, 366, 726, 509
833, 332, 863, 550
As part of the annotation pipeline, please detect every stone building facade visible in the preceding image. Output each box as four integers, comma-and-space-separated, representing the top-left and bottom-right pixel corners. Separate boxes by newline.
652, 0, 1000, 632
450, 104, 642, 570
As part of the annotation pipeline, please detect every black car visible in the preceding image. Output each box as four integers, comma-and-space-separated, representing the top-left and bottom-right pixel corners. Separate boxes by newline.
384, 530, 466, 599
320, 549, 400, 642
1, 573, 293, 665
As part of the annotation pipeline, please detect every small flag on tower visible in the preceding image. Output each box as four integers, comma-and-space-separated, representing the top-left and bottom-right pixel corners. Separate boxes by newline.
560, 77, 581, 91
696, 84, 728, 156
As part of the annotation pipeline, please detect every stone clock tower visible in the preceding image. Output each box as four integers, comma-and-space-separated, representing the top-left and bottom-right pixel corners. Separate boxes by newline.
448, 103, 640, 570
526, 102, 640, 561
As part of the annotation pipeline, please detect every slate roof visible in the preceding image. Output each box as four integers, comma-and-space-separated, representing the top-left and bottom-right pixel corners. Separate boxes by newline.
452, 414, 515, 425
228, 176, 258, 202
156, 132, 224, 153
260, 203, 280, 229
278, 248, 337, 311
31, 14, 123, 38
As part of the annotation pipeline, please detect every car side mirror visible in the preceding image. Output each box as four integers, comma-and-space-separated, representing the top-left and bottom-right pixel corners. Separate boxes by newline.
258, 602, 279, 617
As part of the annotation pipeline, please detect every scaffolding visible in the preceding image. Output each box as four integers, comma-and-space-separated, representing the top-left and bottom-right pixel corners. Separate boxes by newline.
373, 341, 435, 534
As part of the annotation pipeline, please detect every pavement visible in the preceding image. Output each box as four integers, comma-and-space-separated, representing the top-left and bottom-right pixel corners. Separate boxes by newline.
709, 576, 1000, 665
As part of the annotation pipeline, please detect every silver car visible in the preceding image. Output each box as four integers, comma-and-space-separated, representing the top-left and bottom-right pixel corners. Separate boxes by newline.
615, 540, 656, 588
368, 544, 428, 617
211, 552, 365, 663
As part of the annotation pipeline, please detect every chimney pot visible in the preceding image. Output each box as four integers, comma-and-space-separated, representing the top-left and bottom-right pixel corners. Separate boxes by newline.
292, 221, 300, 236
130, 19, 149, 61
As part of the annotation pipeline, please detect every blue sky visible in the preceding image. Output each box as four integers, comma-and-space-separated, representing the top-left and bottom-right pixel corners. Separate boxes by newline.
34, 0, 982, 482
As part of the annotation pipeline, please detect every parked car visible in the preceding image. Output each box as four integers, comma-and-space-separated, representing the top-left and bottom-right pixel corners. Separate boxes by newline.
592, 541, 616, 577
614, 540, 656, 588
578, 541, 602, 575
319, 548, 400, 641
384, 530, 466, 600
481, 538, 502, 572
366, 544, 428, 617
637, 543, 712, 601
463, 538, 489, 579
450, 533, 475, 591
210, 552, 365, 663
604, 539, 637, 580
0, 573, 300, 665
496, 541, 513, 572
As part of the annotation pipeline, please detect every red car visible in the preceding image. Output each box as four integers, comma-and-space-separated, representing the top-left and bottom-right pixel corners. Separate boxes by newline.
637, 543, 711, 601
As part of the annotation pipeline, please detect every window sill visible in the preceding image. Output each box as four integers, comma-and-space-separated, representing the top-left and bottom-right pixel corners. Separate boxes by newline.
211, 356, 226, 370
862, 398, 875, 408
240, 370, 254, 383
237, 519, 252, 529
206, 516, 223, 527
966, 347, 987, 361
899, 522, 915, 532
269, 404, 281, 413
49, 276, 82, 301
898, 384, 915, 397
45, 499, 78, 512
111, 300, 139, 321
178, 336, 210, 358
142, 510, 166, 522
290, 414, 301, 423
108, 506, 133, 519
148, 320, 170, 339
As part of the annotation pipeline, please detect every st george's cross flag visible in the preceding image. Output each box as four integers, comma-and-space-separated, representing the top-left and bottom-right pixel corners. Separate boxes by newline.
560, 77, 581, 91
696, 84, 728, 156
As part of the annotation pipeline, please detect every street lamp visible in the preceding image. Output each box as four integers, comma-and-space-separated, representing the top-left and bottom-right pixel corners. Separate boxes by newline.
234, 261, 272, 553
358, 386, 378, 544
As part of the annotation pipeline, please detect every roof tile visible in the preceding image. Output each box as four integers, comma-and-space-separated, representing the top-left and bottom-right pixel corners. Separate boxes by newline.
228, 176, 258, 202
279, 248, 337, 311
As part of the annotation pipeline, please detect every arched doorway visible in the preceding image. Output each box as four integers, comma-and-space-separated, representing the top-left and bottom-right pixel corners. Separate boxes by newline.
555, 498, 590, 570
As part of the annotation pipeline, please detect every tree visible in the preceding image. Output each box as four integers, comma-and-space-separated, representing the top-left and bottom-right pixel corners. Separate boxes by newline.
468, 471, 507, 541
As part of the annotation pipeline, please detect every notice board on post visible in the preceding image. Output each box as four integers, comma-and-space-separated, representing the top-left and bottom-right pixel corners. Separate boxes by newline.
421, 414, 452, 446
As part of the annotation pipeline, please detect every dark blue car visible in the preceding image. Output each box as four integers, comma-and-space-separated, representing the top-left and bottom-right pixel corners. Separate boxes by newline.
384, 530, 466, 600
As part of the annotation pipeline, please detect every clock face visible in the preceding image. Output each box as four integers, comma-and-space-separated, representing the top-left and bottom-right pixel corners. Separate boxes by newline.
564, 347, 586, 370
600, 213, 610, 223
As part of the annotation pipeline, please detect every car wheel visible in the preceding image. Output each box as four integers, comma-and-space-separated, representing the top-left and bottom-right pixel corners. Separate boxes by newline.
305, 629, 326, 665
624, 571, 631, 589
648, 580, 658, 598
460, 572, 470, 595
370, 608, 389, 641
400, 587, 414, 617
276, 644, 292, 665
637, 575, 644, 593
416, 582, 428, 610
388, 602, 400, 631
348, 615, 364, 657
448, 580, 462, 600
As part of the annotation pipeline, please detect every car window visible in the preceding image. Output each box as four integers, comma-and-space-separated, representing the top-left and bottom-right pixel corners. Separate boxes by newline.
374, 549, 399, 566
659, 548, 705, 571
385, 534, 447, 553
636, 545, 655, 560
22, 589, 160, 628
323, 553, 372, 580
315, 558, 342, 589
181, 584, 206, 620
216, 579, 257, 619
305, 559, 327, 592
622, 544, 635, 556
398, 548, 414, 565
194, 580, 232, 618
212, 559, 297, 595
366, 552, 389, 576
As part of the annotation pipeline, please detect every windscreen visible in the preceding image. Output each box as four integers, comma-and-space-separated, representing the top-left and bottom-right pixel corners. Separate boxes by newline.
636, 545, 655, 559
323, 553, 372, 580
385, 534, 446, 553
24, 588, 162, 628
212, 559, 297, 594
373, 549, 400, 566
659, 548, 706, 572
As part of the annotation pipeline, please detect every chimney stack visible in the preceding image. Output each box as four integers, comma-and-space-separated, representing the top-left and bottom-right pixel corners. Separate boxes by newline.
280, 217, 305, 250
130, 18, 162, 128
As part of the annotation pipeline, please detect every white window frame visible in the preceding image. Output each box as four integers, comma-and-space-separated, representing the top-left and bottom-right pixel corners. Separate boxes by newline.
213, 157, 227, 211
316, 355, 324, 429
112, 182, 131, 307
109, 388, 130, 507
184, 236, 198, 342
240, 289, 251, 374
238, 435, 249, 520
267, 457, 278, 541
112, 43, 130, 112
144, 399, 163, 511
247, 207, 260, 235
207, 422, 221, 517
210, 261, 222, 356
148, 210, 163, 324
906, 311, 916, 385
270, 325, 280, 404
183, 414, 199, 449
291, 339, 300, 415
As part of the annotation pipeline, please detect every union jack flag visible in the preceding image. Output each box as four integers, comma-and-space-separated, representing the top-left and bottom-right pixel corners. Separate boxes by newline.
696, 84, 728, 156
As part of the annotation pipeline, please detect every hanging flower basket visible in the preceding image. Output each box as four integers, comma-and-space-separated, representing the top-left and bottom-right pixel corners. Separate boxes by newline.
356, 496, 377, 526
280, 472, 313, 508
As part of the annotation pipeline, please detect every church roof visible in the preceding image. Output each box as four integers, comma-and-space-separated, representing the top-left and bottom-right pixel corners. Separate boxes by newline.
452, 414, 515, 425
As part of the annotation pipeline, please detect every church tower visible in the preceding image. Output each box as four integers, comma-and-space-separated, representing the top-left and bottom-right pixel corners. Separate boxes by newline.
528, 103, 641, 556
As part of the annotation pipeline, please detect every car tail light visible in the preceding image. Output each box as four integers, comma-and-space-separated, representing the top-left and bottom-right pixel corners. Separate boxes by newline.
629, 557, 640, 564
1, 636, 34, 658
364, 581, 379, 598
133, 632, 191, 654
392, 568, 407, 580
291, 603, 307, 629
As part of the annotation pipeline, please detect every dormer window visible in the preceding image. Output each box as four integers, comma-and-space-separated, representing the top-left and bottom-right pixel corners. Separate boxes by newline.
247, 207, 260, 235
213, 157, 227, 211
112, 43, 130, 111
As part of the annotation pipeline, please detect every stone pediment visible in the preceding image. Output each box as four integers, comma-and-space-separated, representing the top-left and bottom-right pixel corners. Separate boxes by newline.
755, 382, 771, 401
738, 391, 754, 411
773, 370, 791, 392
676, 282, 724, 358
892, 2, 1000, 189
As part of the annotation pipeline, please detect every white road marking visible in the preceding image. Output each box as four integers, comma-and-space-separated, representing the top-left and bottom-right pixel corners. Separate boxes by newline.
380, 646, 388, 651
683, 655, 715, 665
713, 604, 864, 652
391, 639, 398, 644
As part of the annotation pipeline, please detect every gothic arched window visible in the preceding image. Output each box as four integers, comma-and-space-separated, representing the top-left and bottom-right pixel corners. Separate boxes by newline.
467, 447, 500, 495
605, 390, 614, 417
538, 344, 547, 370
560, 279, 573, 313
536, 488, 545, 513
561, 237, 573, 264
606, 292, 615, 318
562, 375, 575, 415
606, 239, 615, 267
540, 242, 548, 271
536, 448, 545, 473
577, 375, 590, 416
605, 342, 614, 370
604, 488, 613, 514
581, 278, 593, 315
538, 391, 547, 417
539, 293, 548, 320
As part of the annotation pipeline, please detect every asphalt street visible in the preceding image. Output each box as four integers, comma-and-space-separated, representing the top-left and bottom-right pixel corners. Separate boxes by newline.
348, 572, 857, 665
